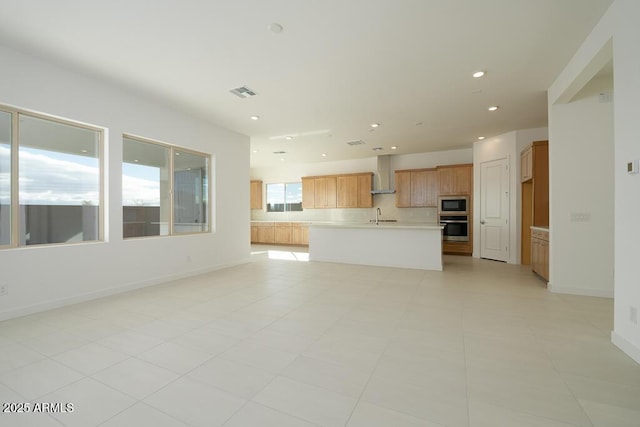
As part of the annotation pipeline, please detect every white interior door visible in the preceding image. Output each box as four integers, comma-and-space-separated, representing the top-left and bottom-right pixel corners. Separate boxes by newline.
480, 158, 510, 262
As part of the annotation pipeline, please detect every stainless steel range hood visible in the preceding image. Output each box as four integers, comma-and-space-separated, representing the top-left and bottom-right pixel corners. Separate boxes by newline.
371, 155, 396, 194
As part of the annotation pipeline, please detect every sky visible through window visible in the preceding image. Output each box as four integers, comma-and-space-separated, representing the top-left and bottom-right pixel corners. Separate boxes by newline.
0, 145, 160, 206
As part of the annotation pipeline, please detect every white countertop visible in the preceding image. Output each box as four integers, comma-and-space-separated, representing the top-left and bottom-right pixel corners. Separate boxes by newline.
530, 226, 549, 232
310, 222, 443, 230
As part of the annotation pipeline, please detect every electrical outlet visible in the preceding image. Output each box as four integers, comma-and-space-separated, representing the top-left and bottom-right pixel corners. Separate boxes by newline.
0, 284, 8, 296
630, 306, 638, 325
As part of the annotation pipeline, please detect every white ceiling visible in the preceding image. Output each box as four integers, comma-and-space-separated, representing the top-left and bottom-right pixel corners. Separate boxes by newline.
0, 0, 613, 168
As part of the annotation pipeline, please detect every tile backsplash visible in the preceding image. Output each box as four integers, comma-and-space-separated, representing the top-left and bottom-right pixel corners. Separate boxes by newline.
250, 194, 437, 224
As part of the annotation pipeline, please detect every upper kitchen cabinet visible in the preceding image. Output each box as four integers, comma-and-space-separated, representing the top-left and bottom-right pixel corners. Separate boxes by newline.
250, 180, 262, 210
337, 173, 373, 208
521, 146, 533, 182
395, 168, 438, 207
437, 164, 472, 195
303, 173, 372, 209
302, 175, 336, 209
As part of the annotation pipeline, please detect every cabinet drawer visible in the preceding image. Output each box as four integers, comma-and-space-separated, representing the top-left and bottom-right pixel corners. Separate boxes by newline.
531, 229, 549, 241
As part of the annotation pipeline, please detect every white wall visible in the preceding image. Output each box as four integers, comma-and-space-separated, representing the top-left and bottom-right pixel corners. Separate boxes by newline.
548, 80, 614, 297
472, 128, 548, 264
0, 45, 250, 320
250, 149, 473, 224
548, 0, 640, 363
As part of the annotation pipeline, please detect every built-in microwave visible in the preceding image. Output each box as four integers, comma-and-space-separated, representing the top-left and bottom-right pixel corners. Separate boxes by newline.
438, 196, 468, 215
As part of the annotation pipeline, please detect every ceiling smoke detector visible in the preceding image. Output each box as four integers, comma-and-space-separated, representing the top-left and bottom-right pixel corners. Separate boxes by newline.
346, 140, 365, 146
230, 86, 257, 98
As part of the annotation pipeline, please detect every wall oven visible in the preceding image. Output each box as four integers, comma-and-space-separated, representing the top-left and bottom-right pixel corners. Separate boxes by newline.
438, 196, 468, 215
440, 215, 469, 242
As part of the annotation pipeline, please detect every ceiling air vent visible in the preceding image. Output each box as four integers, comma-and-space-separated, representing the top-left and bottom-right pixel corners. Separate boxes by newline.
273, 151, 287, 155
346, 140, 365, 146
230, 86, 257, 98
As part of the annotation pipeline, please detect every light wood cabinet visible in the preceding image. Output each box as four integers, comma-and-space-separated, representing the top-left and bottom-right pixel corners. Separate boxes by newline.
302, 178, 315, 209
337, 175, 358, 208
303, 173, 372, 209
395, 168, 438, 207
256, 222, 275, 244
251, 222, 309, 246
357, 174, 373, 208
437, 164, 472, 195
292, 223, 309, 245
274, 222, 292, 244
521, 147, 533, 182
531, 228, 549, 281
250, 180, 262, 210
521, 141, 549, 265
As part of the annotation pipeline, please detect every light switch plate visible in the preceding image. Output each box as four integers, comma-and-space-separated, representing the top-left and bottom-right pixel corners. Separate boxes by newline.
627, 160, 638, 174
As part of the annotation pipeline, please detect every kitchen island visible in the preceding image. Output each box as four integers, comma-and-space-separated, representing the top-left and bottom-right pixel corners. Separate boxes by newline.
309, 222, 444, 270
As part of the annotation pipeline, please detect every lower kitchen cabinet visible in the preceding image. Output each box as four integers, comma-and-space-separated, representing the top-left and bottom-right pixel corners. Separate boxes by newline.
531, 227, 549, 281
251, 222, 309, 246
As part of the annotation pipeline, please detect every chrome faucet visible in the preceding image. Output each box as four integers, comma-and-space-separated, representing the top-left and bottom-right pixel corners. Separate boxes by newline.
375, 207, 381, 224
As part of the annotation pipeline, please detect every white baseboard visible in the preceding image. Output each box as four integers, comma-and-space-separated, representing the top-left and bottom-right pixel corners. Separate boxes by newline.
0, 257, 251, 322
611, 331, 640, 365
547, 281, 614, 298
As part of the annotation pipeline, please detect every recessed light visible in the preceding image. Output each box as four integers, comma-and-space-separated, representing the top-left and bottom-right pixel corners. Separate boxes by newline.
252, 150, 258, 153
478, 136, 485, 140
268, 23, 283, 34
285, 136, 293, 140
250, 115, 260, 120
134, 159, 139, 162
81, 149, 88, 153
370, 123, 380, 128
391, 146, 398, 150
175, 152, 180, 156
488, 106, 499, 111
473, 71, 485, 78
280, 158, 285, 161
321, 153, 327, 157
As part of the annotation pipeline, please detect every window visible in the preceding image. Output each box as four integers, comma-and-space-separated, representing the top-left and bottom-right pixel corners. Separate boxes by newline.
0, 105, 103, 248
122, 136, 209, 238
0, 111, 10, 246
266, 182, 302, 212
122, 137, 170, 238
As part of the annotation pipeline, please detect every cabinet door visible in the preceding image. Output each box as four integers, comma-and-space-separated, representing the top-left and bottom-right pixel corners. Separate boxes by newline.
274, 224, 292, 244
521, 146, 533, 182
250, 225, 258, 243
410, 170, 428, 206
425, 169, 439, 205
325, 177, 337, 208
357, 174, 373, 208
257, 225, 275, 244
250, 180, 262, 210
395, 171, 411, 207
452, 166, 471, 194
292, 223, 309, 245
438, 168, 454, 195
302, 178, 315, 209
337, 175, 358, 208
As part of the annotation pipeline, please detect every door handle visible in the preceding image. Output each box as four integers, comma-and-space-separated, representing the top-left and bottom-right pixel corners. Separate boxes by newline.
480, 220, 485, 224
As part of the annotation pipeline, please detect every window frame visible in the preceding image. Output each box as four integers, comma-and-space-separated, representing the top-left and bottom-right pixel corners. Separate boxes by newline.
0, 103, 105, 249
122, 133, 211, 239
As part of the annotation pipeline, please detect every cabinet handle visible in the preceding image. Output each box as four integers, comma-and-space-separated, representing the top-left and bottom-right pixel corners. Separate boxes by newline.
480, 220, 485, 224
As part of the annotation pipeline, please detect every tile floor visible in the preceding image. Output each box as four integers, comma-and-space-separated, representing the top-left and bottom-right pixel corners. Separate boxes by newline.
1, 246, 639, 426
